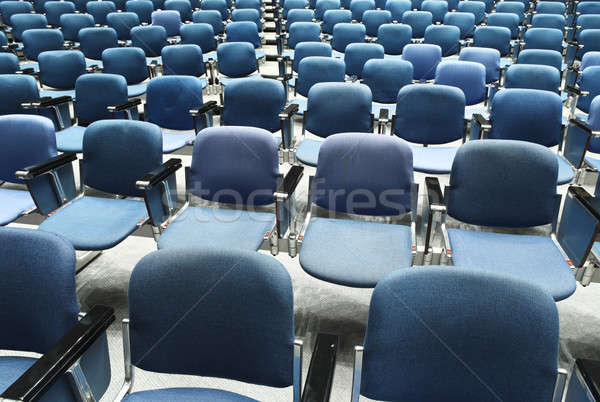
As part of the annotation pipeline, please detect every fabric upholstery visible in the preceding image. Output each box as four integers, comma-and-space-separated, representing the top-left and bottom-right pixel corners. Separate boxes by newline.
377, 23, 411, 55
362, 58, 413, 104
421, 0, 447, 22
295, 137, 322, 166
131, 25, 168, 57
217, 42, 258, 77
107, 11, 140, 40
152, 9, 181, 36
473, 26, 511, 56
385, 0, 411, 21
145, 75, 204, 131
518, 49, 563, 73
0, 0, 33, 24
523, 27, 564, 53
287, 8, 315, 28
0, 74, 40, 116
0, 53, 18, 74
39, 50, 86, 90
331, 23, 366, 53
444, 11, 475, 39
401, 10, 432, 38
504, 64, 560, 93
410, 145, 457, 174
165, 0, 192, 21
577, 66, 600, 114
0, 189, 35, 225
435, 60, 486, 105
56, 125, 86, 152
226, 21, 261, 48
180, 22, 217, 52
322, 9, 351, 34
344, 43, 384, 78
79, 27, 118, 60
487, 12, 519, 38
60, 13, 95, 41
402, 43, 442, 81
496, 0, 525, 20
87, 1, 117, 25
22, 29, 64, 61
231, 9, 262, 30
126, 0, 154, 23
288, 21, 320, 48
532, 14, 566, 33
74, 73, 128, 124
201, 0, 228, 19
103, 47, 149, 85
457, 0, 486, 23
162, 44, 205, 77
458, 47, 500, 83
45, 0, 76, 26
292, 42, 332, 73
123, 388, 257, 401
10, 13, 47, 41
362, 10, 391, 36
424, 24, 460, 56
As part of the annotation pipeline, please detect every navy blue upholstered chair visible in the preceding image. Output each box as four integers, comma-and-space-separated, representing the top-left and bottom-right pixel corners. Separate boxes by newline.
423, 139, 595, 301
165, 0, 192, 21
0, 0, 33, 26
20, 120, 162, 257
232, 8, 264, 33
136, 126, 303, 253
21, 29, 65, 72
322, 9, 351, 35
503, 64, 561, 96
344, 43, 384, 79
79, 27, 119, 69
350, 0, 375, 21
566, 66, 600, 121
444, 11, 475, 39
434, 60, 487, 118
289, 41, 332, 77
180, 22, 218, 63
473, 26, 514, 67
87, 0, 117, 25
107, 11, 140, 41
0, 227, 112, 401
294, 82, 374, 166
377, 23, 411, 56
102, 47, 150, 97
390, 83, 465, 174
0, 52, 18, 74
487, 12, 519, 39
401, 43, 441, 81
458, 46, 501, 84
296, 133, 417, 286
401, 10, 432, 39
283, 0, 308, 20
151, 9, 181, 36
225, 21, 265, 60
10, 13, 47, 42
422, 0, 448, 23
192, 10, 225, 36
215, 41, 260, 88
457, 0, 485, 24
161, 44, 208, 84
201, 0, 228, 20
362, 58, 413, 117
38, 50, 86, 99
471, 88, 574, 185
280, 21, 321, 59
362, 10, 391, 37
521, 27, 564, 53
531, 14, 567, 35
45, 1, 76, 27
496, 0, 525, 21
331, 22, 366, 56
60, 13, 95, 43
115, 248, 303, 401
130, 25, 169, 65
567, 29, 600, 67
126, 0, 154, 24
385, 0, 411, 21
424, 24, 460, 56
0, 115, 57, 225
518, 49, 564, 74
353, 267, 567, 401
535, 1, 566, 15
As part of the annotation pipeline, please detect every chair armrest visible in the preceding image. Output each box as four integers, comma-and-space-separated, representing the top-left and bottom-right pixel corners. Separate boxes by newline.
264, 38, 278, 45
264, 54, 281, 62
279, 103, 299, 148
189, 100, 219, 116
16, 152, 77, 180
423, 176, 446, 255
107, 98, 141, 113
0, 305, 115, 402
301, 333, 339, 402
426, 176, 445, 208
280, 102, 299, 119
471, 113, 491, 140
568, 40, 584, 49
22, 96, 73, 109
275, 165, 304, 201
566, 84, 589, 97
136, 158, 182, 190
261, 73, 293, 81
15, 67, 36, 75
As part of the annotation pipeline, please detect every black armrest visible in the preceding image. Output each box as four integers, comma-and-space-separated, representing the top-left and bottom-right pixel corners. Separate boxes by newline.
16, 67, 35, 75
136, 158, 182, 189
265, 54, 281, 62
575, 359, 600, 401
0, 305, 114, 402
16, 152, 77, 180
264, 38, 278, 45
569, 186, 600, 222
473, 113, 491, 129
275, 165, 304, 200
189, 100, 219, 116
566, 84, 589, 96
280, 102, 299, 119
570, 116, 593, 132
378, 107, 389, 122
301, 333, 339, 402
22, 96, 73, 109
107, 98, 141, 112
426, 176, 445, 207
261, 73, 293, 81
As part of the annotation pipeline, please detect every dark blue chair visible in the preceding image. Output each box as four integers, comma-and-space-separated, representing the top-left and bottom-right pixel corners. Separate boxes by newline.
473, 26, 514, 65
38, 50, 86, 99
331, 22, 366, 55
535, 1, 566, 15
401, 10, 433, 38
444, 11, 475, 39
236, 0, 261, 11
385, 0, 411, 21
45, 1, 76, 26
216, 41, 260, 88
152, 9, 181, 36
161, 44, 208, 83
225, 21, 265, 59
377, 23, 412, 56
115, 247, 303, 401
315, 0, 339, 21
286, 8, 315, 33
126, 0, 154, 23
165, 0, 192, 21
21, 29, 65, 72
59, 13, 95, 43
457, 0, 486, 24
78, 27, 118, 68
354, 266, 567, 401
401, 43, 441, 81
362, 58, 413, 116
0, 115, 57, 225
180, 22, 218, 62
200, 0, 228, 19
289, 39, 331, 77
232, 8, 263, 31
567, 29, 600, 67
102, 47, 150, 97
521, 27, 564, 53
434, 60, 487, 118
504, 63, 561, 94
130, 24, 168, 64
424, 24, 460, 56
496, 0, 525, 21
289, 55, 344, 115
518, 49, 563, 74
0, 52, 18, 74
391, 83, 465, 174
107, 11, 140, 41
192, 9, 223, 36
344, 42, 384, 78
487, 12, 520, 39
0, 0, 33, 26
362, 11, 392, 38
322, 9, 351, 35
567, 66, 600, 125
421, 0, 448, 23
282, 0, 307, 19
350, 0, 375, 21
531, 14, 566, 35
458, 46, 501, 84
10, 13, 47, 42
297, 133, 417, 286
86, 0, 117, 25
280, 21, 321, 59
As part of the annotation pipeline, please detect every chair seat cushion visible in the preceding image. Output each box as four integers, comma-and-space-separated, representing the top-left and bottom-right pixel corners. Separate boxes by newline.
123, 387, 257, 401
557, 154, 574, 185
299, 217, 413, 287
295, 138, 323, 166
39, 196, 148, 250
39, 88, 76, 99
288, 97, 306, 115
0, 188, 35, 225
157, 206, 274, 251
447, 228, 577, 300
127, 82, 148, 98
410, 145, 458, 174
57, 125, 86, 152
162, 129, 196, 153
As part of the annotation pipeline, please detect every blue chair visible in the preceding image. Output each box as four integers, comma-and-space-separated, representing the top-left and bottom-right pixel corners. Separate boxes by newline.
138, 126, 302, 252
32, 0, 51, 13
289, 41, 332, 83
38, 50, 86, 99
444, 11, 475, 39
10, 13, 48, 42
518, 49, 563, 79
107, 11, 140, 41
45, 1, 76, 26
567, 29, 600, 67
161, 44, 208, 82
114, 248, 303, 401
216, 41, 260, 89
86, 0, 116, 25
297, 133, 417, 286
0, 52, 18, 73
535, 1, 566, 15
459, 46, 501, 83
281, 21, 321, 59
473, 26, 514, 65
0, 227, 112, 401
457, 0, 486, 24
401, 10, 433, 38
130, 25, 168, 64
78, 27, 118, 68
294, 82, 373, 166
315, 0, 340, 20
472, 88, 574, 185
0, 115, 57, 225
344, 42, 384, 78
0, 1, 33, 26
421, 0, 448, 23
102, 47, 150, 97
282, 0, 307, 19
21, 29, 65, 72
22, 119, 162, 253
377, 23, 412, 55
165, 0, 192, 21
180, 22, 217, 62
563, 99, 600, 186
435, 60, 487, 118
362, 58, 413, 117
362, 9, 392, 37
521, 27, 563, 53
126, 0, 154, 23
423, 139, 593, 301
201, 0, 228, 19
354, 266, 567, 401
504, 64, 561, 94
331, 22, 366, 55
531, 14, 566, 34
424, 24, 460, 56
487, 12, 520, 39
289, 55, 345, 114
151, 9, 181, 36
59, 13, 95, 43
192, 9, 224, 34
225, 21, 265, 59
401, 43, 442, 81
567, 66, 600, 120
236, 0, 261, 11
573, 14, 600, 42
350, 0, 375, 21
232, 8, 263, 31
287, 8, 315, 32
385, 0, 411, 21
496, 0, 525, 21
391, 83, 465, 173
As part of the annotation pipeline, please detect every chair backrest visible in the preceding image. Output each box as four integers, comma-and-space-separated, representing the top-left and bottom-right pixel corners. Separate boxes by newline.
0, 115, 57, 184
152, 9, 181, 36
74, 73, 128, 123
82, 120, 162, 196
102, 47, 149, 85
523, 27, 563, 52
377, 23, 412, 55
394, 83, 465, 144
385, 0, 411, 21
517, 49, 562, 73
473, 26, 511, 56
487, 12, 519, 38
283, 0, 307, 18
59, 13, 94, 41
226, 20, 260, 48
489, 88, 562, 147
344, 43, 384, 77
287, 8, 314, 27
458, 46, 500, 83
421, 0, 448, 22
443, 11, 474, 39
45, 1, 76, 26
79, 27, 118, 59
434, 60, 486, 105
314, 133, 413, 216
0, 74, 40, 115
576, 14, 600, 41
315, 0, 340, 20
362, 10, 392, 37
424, 24, 460, 56
577, 66, 600, 113
192, 9, 223, 34
87, 0, 117, 24
0, 1, 33, 25
107, 11, 140, 40
201, 0, 228, 19
535, 1, 565, 14
0, 30, 7, 46
288, 21, 321, 48
322, 9, 352, 34
401, 10, 433, 38
0, 228, 78, 354
0, 53, 18, 74
38, 50, 86, 90
165, 0, 191, 20
128, 248, 294, 386
581, 51, 600, 71
22, 29, 64, 61
447, 139, 558, 227
360, 267, 559, 401
190, 126, 279, 205
457, 0, 486, 23
222, 78, 285, 133
216, 41, 258, 77
531, 14, 566, 33
145, 75, 204, 130
10, 13, 47, 42
331, 22, 366, 52
504, 64, 560, 93
180, 22, 216, 52
232, 8, 262, 30
296, 56, 345, 97
292, 42, 332, 72
350, 0, 375, 21
162, 44, 205, 76
576, 1, 600, 15
362, 58, 413, 103
236, 0, 261, 11
126, 0, 154, 23
131, 25, 168, 56
401, 43, 442, 80
587, 96, 600, 153
495, 0, 525, 20
578, 29, 600, 60
305, 82, 372, 137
